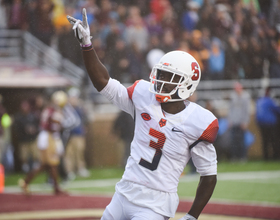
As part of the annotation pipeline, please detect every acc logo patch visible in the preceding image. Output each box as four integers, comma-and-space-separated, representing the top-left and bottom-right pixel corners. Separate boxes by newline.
141, 113, 151, 121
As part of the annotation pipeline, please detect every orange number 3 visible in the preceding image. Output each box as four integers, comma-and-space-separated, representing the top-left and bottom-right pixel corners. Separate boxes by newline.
139, 128, 166, 171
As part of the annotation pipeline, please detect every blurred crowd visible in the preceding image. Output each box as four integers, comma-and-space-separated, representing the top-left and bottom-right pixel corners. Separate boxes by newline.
2, 0, 280, 82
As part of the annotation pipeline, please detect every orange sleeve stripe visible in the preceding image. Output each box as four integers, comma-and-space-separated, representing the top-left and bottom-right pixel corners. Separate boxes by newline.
127, 80, 141, 100
199, 119, 219, 143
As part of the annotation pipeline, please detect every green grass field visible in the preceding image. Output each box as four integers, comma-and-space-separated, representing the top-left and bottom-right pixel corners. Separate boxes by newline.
4, 160, 280, 205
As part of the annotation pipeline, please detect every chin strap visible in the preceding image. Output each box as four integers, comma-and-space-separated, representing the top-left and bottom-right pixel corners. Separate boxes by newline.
155, 94, 171, 103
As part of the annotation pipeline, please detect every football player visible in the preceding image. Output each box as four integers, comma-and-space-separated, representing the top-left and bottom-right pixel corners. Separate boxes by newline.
67, 9, 219, 220
19, 91, 68, 195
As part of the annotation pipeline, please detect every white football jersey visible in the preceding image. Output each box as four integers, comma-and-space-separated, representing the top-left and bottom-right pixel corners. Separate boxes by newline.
100, 78, 218, 217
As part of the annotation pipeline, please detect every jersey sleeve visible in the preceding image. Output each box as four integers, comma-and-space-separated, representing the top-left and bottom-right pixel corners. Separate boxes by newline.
189, 116, 218, 176
190, 141, 217, 176
100, 78, 135, 117
199, 119, 219, 143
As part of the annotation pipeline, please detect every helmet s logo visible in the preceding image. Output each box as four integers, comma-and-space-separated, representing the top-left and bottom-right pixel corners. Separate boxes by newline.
191, 62, 200, 81
141, 113, 151, 121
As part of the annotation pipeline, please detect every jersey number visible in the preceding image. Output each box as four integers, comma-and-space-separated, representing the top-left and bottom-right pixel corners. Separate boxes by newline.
139, 128, 166, 171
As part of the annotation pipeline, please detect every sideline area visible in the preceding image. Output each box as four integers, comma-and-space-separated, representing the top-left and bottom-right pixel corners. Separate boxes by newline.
0, 209, 268, 220
0, 193, 280, 220
1, 171, 280, 220
0, 193, 275, 220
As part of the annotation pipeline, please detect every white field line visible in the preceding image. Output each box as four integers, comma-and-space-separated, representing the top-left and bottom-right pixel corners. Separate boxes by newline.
179, 170, 280, 182
4, 178, 119, 193
4, 171, 280, 194
0, 209, 105, 220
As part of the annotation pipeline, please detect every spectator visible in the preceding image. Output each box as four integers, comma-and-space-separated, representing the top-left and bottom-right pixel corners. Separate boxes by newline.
208, 37, 225, 80
124, 6, 149, 53
224, 36, 239, 79
147, 34, 161, 51
112, 111, 134, 168
33, 0, 55, 46
145, 13, 163, 37
258, 0, 272, 20
64, 88, 90, 180
227, 81, 251, 162
237, 38, 251, 79
56, 6, 82, 66
18, 91, 68, 195
149, 0, 170, 23
127, 42, 146, 82
268, 0, 280, 32
181, 1, 200, 33
161, 6, 181, 40
177, 40, 190, 53
26, 0, 38, 35
188, 30, 210, 79
211, 4, 232, 41
58, 94, 83, 182
13, 100, 40, 173
116, 4, 127, 24
109, 38, 131, 83
6, 0, 27, 30
95, 0, 112, 27
0, 95, 6, 165
161, 29, 177, 53
256, 87, 280, 160
196, 0, 214, 31
248, 36, 265, 79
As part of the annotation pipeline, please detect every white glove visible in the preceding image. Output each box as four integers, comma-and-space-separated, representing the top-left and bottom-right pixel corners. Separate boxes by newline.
178, 213, 197, 220
67, 8, 92, 46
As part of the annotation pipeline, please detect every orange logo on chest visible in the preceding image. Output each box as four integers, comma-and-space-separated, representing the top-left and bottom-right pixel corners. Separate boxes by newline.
141, 113, 151, 121
159, 118, 167, 127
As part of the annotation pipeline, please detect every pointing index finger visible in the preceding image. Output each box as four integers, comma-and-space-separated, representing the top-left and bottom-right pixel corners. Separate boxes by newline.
82, 8, 88, 28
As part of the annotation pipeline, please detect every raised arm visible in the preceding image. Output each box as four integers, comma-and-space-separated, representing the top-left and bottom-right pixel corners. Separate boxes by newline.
67, 8, 109, 91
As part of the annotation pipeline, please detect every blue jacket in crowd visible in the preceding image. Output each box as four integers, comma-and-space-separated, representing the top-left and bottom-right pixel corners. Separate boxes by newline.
256, 96, 280, 125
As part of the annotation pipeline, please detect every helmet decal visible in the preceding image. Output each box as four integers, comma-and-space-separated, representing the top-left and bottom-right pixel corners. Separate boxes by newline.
191, 62, 200, 81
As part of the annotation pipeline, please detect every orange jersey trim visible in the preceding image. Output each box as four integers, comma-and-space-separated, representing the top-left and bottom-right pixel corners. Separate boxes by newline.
199, 119, 219, 143
127, 80, 141, 100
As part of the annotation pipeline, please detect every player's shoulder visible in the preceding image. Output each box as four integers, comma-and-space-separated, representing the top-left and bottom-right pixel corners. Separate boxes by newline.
188, 101, 217, 121
133, 79, 149, 90
187, 102, 219, 143
127, 80, 150, 100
